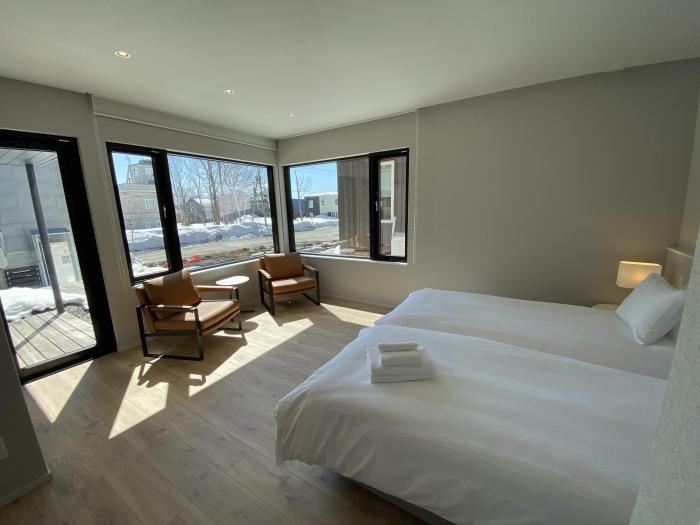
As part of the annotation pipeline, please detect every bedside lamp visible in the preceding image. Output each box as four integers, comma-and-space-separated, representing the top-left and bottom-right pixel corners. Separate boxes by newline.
616, 261, 662, 289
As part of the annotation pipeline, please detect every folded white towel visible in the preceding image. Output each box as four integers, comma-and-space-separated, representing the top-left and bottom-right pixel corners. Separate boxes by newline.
380, 348, 422, 366
377, 341, 420, 353
368, 346, 435, 383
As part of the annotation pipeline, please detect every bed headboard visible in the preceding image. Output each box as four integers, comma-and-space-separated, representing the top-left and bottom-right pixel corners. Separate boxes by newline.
664, 245, 695, 290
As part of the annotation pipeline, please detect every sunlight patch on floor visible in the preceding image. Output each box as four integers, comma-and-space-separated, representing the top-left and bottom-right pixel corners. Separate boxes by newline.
322, 303, 386, 324
25, 362, 91, 423
109, 366, 168, 439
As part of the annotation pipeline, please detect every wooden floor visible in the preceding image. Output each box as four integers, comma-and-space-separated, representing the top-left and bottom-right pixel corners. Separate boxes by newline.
1, 298, 425, 525
9, 310, 96, 369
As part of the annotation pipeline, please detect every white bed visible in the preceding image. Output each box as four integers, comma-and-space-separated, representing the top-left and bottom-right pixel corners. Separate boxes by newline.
375, 288, 675, 378
275, 325, 666, 525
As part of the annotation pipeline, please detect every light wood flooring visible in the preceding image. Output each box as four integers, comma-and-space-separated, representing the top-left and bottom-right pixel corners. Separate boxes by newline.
10, 311, 96, 369
1, 298, 425, 525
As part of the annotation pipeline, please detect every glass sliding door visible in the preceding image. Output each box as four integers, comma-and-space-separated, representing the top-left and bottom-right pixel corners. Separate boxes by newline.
0, 130, 115, 382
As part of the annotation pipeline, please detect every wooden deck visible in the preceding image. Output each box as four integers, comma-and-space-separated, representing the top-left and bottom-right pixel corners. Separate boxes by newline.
9, 310, 96, 369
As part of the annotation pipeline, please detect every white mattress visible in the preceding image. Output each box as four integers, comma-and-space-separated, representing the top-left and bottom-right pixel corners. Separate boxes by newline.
275, 325, 666, 525
376, 288, 675, 378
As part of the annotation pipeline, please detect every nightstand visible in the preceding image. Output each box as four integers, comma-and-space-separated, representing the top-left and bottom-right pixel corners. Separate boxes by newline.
592, 303, 618, 311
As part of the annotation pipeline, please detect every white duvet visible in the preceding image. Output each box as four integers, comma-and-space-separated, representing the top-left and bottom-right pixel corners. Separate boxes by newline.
376, 288, 674, 378
275, 325, 666, 525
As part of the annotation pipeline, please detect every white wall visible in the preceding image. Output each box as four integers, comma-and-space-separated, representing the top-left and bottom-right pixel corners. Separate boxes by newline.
0, 327, 50, 506
630, 229, 700, 525
278, 60, 700, 307
679, 91, 700, 248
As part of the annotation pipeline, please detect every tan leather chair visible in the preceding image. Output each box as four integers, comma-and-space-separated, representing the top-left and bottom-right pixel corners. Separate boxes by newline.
258, 253, 319, 315
134, 270, 242, 360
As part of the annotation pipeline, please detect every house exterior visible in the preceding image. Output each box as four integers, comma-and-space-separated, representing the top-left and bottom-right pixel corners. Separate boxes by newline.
117, 160, 161, 229
305, 192, 338, 218
0, 160, 77, 289
185, 191, 271, 224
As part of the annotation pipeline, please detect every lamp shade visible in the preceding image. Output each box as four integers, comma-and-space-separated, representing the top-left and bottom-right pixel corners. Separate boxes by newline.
616, 261, 662, 289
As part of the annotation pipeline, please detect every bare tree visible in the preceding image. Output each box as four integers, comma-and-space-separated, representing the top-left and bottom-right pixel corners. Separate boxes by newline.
198, 159, 221, 224
292, 168, 311, 220
186, 159, 208, 224
253, 167, 270, 230
168, 156, 189, 225
219, 162, 253, 223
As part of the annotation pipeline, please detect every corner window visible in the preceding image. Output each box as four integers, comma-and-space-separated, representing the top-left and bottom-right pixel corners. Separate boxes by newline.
284, 149, 408, 262
107, 143, 278, 281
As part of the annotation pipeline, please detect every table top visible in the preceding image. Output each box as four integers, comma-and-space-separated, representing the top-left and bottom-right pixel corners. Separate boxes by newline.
216, 275, 250, 286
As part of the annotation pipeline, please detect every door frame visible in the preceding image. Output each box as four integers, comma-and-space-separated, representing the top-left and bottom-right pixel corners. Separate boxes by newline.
0, 129, 116, 383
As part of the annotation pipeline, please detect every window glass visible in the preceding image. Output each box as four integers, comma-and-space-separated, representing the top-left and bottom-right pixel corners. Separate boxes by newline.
110, 152, 168, 277
377, 156, 407, 259
289, 158, 369, 257
167, 154, 276, 268
286, 150, 408, 262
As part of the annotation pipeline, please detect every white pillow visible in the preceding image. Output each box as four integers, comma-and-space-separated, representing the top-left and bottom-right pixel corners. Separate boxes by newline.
616, 274, 685, 345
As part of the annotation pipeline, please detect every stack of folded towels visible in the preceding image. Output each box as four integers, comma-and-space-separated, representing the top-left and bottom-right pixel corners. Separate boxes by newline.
367, 341, 435, 383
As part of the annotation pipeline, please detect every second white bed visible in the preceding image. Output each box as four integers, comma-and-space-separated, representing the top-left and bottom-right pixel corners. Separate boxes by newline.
375, 288, 675, 378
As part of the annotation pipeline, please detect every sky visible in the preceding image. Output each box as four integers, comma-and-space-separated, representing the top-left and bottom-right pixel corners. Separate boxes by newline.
111, 151, 147, 184
112, 151, 339, 197
289, 162, 338, 197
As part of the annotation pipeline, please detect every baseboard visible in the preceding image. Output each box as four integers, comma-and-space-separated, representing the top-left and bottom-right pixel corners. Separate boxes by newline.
0, 470, 52, 508
321, 292, 397, 311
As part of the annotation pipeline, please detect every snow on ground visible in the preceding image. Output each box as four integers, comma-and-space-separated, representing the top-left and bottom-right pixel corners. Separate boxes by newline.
293, 216, 338, 232
132, 260, 161, 278
127, 215, 339, 252
0, 287, 87, 321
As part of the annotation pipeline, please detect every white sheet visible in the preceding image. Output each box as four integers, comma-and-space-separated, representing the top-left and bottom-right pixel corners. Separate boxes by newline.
376, 288, 674, 378
275, 325, 666, 525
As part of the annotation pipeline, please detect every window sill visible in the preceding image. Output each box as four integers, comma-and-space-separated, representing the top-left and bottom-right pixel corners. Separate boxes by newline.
188, 257, 261, 277
300, 253, 408, 266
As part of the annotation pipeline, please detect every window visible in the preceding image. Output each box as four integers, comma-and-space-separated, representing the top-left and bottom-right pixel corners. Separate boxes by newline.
284, 149, 408, 262
108, 143, 278, 281
167, 152, 277, 269
108, 147, 172, 279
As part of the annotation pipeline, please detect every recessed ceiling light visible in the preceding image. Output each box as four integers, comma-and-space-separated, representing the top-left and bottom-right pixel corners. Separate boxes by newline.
288, 113, 295, 118
114, 50, 131, 59
224, 89, 234, 95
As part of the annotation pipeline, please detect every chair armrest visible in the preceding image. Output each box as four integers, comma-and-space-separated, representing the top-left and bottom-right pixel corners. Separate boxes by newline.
143, 304, 197, 313
196, 285, 236, 293
303, 264, 318, 274
196, 284, 237, 301
258, 268, 272, 281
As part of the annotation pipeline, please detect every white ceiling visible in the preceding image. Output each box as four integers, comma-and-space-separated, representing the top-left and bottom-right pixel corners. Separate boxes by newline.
1, 0, 699, 140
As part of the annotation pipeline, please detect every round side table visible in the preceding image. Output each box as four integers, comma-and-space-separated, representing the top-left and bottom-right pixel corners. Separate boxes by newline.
216, 275, 253, 312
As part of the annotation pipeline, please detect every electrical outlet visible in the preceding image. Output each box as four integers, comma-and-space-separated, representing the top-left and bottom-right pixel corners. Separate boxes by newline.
0, 437, 8, 461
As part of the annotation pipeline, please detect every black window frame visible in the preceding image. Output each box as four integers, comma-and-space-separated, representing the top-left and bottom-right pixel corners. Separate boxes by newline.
0, 129, 117, 383
107, 142, 279, 283
284, 148, 409, 263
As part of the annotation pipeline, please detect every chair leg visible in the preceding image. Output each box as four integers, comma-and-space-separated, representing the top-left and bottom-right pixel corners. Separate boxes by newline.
195, 325, 204, 361
269, 290, 276, 315
237, 312, 243, 331
136, 307, 149, 357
